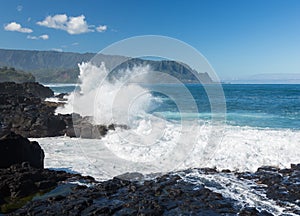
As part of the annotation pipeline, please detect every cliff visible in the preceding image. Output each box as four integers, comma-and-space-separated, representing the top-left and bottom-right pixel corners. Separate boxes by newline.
0, 49, 214, 83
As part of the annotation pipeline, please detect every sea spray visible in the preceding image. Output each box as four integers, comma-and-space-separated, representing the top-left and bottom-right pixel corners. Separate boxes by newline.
55, 61, 222, 175
57, 62, 158, 126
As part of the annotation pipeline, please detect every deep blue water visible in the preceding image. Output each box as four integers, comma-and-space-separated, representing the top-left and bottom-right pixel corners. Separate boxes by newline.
49, 84, 300, 130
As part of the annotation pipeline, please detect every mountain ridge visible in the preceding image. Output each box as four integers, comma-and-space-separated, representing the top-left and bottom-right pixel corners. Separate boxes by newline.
0, 48, 213, 84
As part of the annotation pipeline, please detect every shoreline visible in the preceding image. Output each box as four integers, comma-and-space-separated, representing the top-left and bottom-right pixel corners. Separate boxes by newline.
0, 81, 299, 215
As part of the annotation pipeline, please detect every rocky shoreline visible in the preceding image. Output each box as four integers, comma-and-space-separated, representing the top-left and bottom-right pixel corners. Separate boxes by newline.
0, 82, 125, 139
0, 132, 299, 215
0, 82, 299, 215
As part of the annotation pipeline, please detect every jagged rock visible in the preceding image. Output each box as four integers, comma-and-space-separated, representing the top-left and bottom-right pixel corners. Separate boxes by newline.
237, 163, 300, 207
55, 93, 68, 99
0, 82, 127, 138
0, 82, 53, 98
0, 163, 95, 214
0, 132, 44, 169
4, 163, 300, 215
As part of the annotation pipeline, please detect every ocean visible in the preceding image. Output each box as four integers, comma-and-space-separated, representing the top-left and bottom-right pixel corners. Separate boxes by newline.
48, 83, 300, 130
34, 64, 300, 214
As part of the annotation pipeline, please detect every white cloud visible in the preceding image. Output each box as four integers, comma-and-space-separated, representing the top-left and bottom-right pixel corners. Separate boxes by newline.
37, 14, 67, 29
96, 25, 107, 32
72, 42, 79, 46
27, 34, 49, 40
37, 14, 94, 35
51, 48, 63, 52
39, 34, 49, 40
67, 15, 92, 34
4, 22, 32, 33
27, 35, 38, 40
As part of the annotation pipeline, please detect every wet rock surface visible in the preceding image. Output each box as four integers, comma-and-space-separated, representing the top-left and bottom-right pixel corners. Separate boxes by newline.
12, 174, 240, 215
9, 165, 300, 215
237, 164, 300, 213
0, 163, 95, 214
0, 82, 66, 137
0, 132, 44, 169
0, 82, 53, 99
0, 82, 126, 138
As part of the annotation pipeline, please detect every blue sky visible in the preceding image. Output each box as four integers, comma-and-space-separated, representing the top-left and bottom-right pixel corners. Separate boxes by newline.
0, 0, 299, 80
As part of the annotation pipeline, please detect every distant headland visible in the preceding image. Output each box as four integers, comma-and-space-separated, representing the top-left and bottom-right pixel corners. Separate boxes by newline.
0, 48, 213, 84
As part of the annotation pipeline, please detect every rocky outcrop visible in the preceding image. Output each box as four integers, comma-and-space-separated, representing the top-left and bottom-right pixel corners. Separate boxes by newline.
0, 133, 299, 216
64, 114, 128, 139
0, 133, 95, 214
0, 163, 95, 214
11, 173, 238, 215
0, 82, 125, 138
11, 167, 292, 216
0, 89, 65, 137
0, 82, 53, 98
237, 164, 300, 209
0, 82, 59, 137
0, 132, 44, 169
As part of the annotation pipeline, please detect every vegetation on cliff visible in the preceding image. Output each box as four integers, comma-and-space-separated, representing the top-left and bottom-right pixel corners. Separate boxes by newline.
0, 66, 35, 83
0, 49, 213, 83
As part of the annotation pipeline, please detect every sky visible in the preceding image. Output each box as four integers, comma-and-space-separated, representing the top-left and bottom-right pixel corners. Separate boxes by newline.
0, 0, 299, 81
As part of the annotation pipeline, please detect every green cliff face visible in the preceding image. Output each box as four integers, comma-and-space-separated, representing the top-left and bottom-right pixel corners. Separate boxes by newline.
0, 67, 35, 83
0, 49, 213, 84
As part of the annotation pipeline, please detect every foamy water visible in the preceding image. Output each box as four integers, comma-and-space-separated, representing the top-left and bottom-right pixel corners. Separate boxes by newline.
37, 61, 300, 215
42, 61, 300, 178
30, 125, 300, 181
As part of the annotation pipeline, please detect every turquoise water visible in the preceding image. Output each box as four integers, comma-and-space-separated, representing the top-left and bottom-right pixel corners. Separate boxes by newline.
49, 84, 300, 130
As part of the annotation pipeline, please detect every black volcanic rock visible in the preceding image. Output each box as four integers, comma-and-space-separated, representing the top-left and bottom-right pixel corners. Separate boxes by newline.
0, 82, 126, 138
0, 89, 65, 137
237, 164, 300, 208
12, 174, 240, 215
0, 82, 53, 98
3, 161, 300, 215
0, 133, 96, 214
0, 132, 44, 169
0, 163, 95, 214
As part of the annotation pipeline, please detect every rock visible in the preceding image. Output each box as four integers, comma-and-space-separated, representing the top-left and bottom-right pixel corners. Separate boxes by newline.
80, 123, 93, 138
291, 164, 300, 170
11, 170, 242, 215
237, 163, 300, 208
0, 132, 44, 168
35, 180, 57, 190
0, 161, 96, 214
46, 116, 66, 137
0, 82, 129, 138
9, 164, 300, 215
239, 207, 259, 215
55, 93, 68, 100
5, 162, 300, 215
0, 82, 53, 98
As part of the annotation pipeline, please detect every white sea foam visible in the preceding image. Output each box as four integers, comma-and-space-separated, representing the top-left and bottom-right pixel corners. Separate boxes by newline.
181, 170, 300, 215
38, 62, 300, 214
30, 126, 300, 181
49, 61, 300, 178
44, 83, 77, 87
